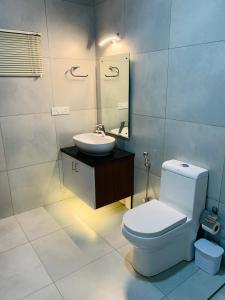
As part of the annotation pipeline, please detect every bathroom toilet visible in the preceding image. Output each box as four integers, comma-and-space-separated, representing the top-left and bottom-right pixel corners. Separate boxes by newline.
122, 159, 208, 277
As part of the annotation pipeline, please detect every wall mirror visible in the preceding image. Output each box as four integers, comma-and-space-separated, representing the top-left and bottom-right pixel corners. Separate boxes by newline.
98, 53, 130, 139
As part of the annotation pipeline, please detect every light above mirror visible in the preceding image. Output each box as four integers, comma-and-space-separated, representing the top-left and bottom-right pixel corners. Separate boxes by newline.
98, 33, 121, 47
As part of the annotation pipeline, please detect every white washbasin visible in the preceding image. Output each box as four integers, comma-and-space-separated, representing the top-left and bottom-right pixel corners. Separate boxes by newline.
73, 133, 116, 156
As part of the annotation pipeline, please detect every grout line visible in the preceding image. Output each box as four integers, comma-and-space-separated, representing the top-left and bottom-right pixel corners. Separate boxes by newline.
15, 217, 57, 285
208, 282, 225, 299
19, 283, 54, 300
0, 107, 97, 119
131, 112, 225, 131
218, 155, 225, 204
165, 267, 200, 297
162, 33, 171, 163
6, 159, 59, 172
0, 240, 29, 256
0, 120, 15, 215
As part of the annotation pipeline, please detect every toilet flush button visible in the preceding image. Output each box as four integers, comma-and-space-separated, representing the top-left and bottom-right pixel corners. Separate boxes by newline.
181, 163, 189, 167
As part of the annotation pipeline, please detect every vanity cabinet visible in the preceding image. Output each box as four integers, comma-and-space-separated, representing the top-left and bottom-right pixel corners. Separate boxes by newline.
61, 147, 134, 209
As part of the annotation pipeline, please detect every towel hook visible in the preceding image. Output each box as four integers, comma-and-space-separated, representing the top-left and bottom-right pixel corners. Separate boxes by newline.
70, 66, 88, 78
105, 66, 119, 78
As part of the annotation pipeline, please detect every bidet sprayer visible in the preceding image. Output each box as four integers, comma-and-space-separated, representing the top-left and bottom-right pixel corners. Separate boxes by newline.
143, 152, 151, 169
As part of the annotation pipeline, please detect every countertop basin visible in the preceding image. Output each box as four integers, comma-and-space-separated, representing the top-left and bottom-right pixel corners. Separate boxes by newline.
73, 133, 116, 156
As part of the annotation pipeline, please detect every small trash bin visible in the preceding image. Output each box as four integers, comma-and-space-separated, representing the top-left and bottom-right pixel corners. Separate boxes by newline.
194, 238, 224, 275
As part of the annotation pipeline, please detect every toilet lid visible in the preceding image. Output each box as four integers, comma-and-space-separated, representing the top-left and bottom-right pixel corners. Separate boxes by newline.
123, 199, 187, 238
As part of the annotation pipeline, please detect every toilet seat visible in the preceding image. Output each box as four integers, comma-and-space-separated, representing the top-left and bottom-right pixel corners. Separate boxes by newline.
123, 199, 187, 238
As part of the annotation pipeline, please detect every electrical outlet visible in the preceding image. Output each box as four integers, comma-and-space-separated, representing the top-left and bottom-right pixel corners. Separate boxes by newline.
51, 106, 70, 116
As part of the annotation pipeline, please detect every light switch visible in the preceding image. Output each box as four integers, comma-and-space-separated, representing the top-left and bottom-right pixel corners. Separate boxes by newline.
52, 106, 70, 116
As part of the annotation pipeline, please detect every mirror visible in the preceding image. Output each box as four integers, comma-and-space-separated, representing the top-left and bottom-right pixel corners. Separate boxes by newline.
98, 53, 130, 139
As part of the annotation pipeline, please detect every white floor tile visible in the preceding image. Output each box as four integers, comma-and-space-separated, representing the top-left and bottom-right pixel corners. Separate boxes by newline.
16, 207, 60, 241
84, 205, 128, 249
56, 251, 164, 300
0, 216, 27, 253
45, 198, 90, 227
168, 268, 225, 300
150, 261, 199, 295
64, 217, 113, 259
211, 284, 225, 299
22, 284, 63, 300
0, 244, 51, 300
32, 229, 111, 281
46, 197, 123, 228
117, 244, 132, 261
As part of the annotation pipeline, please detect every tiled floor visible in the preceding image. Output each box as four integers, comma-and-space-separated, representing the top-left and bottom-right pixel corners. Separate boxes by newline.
0, 197, 225, 300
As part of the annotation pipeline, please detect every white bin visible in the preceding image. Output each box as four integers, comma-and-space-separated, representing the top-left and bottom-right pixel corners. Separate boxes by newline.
194, 238, 224, 275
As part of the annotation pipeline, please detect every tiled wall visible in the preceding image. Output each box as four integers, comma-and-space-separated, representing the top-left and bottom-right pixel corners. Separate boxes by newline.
95, 0, 225, 252
0, 0, 96, 216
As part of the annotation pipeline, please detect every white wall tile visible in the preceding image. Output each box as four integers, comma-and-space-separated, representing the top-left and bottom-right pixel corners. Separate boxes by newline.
0, 171, 13, 218
46, 0, 95, 59
0, 129, 6, 171
0, 0, 49, 57
1, 114, 58, 169
8, 161, 62, 214
55, 109, 97, 148
0, 59, 53, 116
51, 59, 96, 110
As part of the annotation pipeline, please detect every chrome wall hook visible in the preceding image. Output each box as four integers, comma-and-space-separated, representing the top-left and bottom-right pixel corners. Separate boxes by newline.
69, 66, 88, 78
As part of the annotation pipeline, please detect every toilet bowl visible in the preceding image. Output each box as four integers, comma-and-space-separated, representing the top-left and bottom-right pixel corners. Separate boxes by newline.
122, 160, 208, 277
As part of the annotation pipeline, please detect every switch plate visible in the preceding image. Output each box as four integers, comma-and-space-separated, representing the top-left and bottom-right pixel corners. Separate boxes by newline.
52, 106, 70, 116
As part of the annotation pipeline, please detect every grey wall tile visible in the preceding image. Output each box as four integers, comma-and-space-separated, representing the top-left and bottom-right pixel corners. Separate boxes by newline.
63, 0, 94, 6
0, 128, 6, 171
46, 0, 95, 59
206, 198, 219, 212
51, 59, 96, 110
125, 0, 171, 53
133, 167, 160, 207
0, 171, 13, 218
170, 0, 225, 48
9, 161, 62, 214
0, 59, 53, 116
1, 114, 57, 170
164, 119, 225, 201
55, 109, 97, 148
131, 51, 168, 118
95, 0, 125, 58
0, 0, 48, 57
124, 114, 165, 177
219, 161, 225, 204
167, 42, 225, 127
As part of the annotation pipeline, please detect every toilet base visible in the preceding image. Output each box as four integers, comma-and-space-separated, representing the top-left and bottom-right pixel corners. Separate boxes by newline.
131, 235, 193, 277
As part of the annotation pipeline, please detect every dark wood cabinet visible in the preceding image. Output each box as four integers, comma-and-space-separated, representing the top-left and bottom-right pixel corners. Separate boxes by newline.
61, 147, 134, 209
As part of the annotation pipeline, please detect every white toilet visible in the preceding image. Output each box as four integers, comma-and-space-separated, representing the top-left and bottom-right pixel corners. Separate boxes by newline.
122, 159, 208, 277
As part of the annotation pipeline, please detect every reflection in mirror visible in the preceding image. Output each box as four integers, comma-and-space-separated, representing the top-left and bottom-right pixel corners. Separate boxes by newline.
98, 53, 130, 139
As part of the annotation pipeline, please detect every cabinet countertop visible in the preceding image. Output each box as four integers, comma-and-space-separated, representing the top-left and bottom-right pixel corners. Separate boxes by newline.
61, 146, 134, 167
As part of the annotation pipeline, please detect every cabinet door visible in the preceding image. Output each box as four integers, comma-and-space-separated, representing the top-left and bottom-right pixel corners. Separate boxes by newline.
62, 153, 96, 208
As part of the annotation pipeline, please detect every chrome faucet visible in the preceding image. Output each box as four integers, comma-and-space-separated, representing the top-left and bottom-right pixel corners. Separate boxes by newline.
96, 124, 105, 136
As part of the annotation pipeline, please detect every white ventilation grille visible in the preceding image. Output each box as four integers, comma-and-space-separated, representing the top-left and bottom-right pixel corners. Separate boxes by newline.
0, 29, 43, 77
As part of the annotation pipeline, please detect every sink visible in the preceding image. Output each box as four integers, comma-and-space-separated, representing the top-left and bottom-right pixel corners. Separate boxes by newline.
73, 133, 116, 156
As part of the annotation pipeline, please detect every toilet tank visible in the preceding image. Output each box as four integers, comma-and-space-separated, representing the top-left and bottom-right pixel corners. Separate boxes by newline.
159, 160, 208, 220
